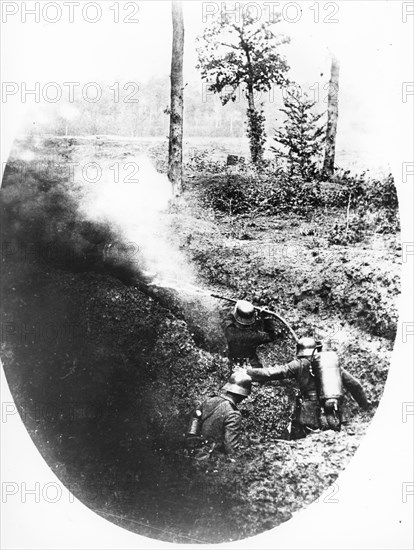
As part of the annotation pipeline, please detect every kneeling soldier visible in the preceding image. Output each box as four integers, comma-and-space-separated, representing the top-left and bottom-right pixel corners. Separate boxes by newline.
187, 371, 252, 456
222, 299, 277, 368
247, 336, 370, 439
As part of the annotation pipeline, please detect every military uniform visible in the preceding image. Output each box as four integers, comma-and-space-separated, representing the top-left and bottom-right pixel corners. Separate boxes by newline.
247, 359, 370, 438
199, 394, 243, 454
222, 313, 276, 368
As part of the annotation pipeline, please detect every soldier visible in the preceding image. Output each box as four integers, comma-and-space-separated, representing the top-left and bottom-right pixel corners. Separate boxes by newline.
222, 299, 277, 368
187, 371, 252, 456
246, 336, 371, 439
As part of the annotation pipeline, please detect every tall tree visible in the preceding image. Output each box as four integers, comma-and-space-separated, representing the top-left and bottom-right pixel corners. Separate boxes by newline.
323, 56, 340, 179
168, 0, 184, 196
197, 9, 290, 164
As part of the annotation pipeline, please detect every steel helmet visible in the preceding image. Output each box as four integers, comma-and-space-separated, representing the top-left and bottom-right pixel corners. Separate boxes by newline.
296, 336, 321, 358
223, 371, 252, 397
233, 300, 256, 326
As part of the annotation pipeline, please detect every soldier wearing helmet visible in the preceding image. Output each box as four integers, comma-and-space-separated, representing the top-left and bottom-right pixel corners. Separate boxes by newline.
247, 336, 370, 439
194, 371, 252, 454
222, 299, 277, 368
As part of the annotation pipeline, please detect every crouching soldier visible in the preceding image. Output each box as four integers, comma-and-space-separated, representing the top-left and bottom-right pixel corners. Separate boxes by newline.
186, 371, 252, 457
247, 337, 371, 439
222, 300, 277, 368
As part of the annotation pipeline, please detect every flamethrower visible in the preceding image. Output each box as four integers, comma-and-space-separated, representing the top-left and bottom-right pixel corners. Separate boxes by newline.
144, 273, 299, 343
210, 293, 299, 343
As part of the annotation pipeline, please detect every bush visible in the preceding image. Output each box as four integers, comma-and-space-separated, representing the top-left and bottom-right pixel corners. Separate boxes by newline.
326, 172, 400, 244
190, 166, 326, 216
185, 148, 226, 175
328, 215, 367, 245
197, 173, 266, 214
185, 160, 400, 238
271, 89, 325, 181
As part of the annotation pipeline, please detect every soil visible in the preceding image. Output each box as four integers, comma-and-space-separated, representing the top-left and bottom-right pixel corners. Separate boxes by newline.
0, 136, 400, 543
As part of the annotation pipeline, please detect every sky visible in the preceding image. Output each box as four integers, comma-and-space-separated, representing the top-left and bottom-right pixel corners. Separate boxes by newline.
1, 0, 413, 167
0, 1, 402, 81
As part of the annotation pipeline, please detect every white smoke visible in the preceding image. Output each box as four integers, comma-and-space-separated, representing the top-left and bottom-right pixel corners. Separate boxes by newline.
80, 150, 199, 287
77, 146, 223, 350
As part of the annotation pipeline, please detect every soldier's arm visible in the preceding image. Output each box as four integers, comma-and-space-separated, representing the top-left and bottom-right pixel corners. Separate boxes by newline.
221, 314, 235, 334
247, 360, 298, 382
255, 330, 273, 345
341, 369, 370, 410
224, 324, 272, 347
223, 411, 242, 454
261, 316, 278, 342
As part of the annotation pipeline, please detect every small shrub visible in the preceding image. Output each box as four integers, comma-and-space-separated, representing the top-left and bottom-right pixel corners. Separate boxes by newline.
185, 148, 226, 174
271, 89, 325, 181
326, 172, 400, 244
328, 215, 367, 245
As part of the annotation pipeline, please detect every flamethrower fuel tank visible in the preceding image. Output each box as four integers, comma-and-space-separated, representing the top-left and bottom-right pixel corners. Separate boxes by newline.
313, 351, 343, 401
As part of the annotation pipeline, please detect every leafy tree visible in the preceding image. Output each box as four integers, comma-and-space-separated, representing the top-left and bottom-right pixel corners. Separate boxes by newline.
271, 89, 325, 181
196, 9, 290, 164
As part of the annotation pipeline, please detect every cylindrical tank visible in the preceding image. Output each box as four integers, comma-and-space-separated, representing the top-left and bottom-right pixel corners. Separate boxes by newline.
187, 409, 202, 437
313, 350, 343, 400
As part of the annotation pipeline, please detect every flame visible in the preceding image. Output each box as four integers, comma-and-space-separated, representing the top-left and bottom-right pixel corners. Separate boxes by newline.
147, 276, 211, 298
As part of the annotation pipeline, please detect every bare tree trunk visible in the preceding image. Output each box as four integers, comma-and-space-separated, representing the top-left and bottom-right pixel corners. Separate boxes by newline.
168, 0, 184, 196
323, 56, 340, 179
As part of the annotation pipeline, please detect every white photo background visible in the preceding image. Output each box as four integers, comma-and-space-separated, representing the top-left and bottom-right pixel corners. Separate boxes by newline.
1, 1, 412, 548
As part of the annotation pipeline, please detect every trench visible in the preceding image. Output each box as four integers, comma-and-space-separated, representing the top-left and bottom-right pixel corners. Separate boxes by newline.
0, 135, 397, 543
